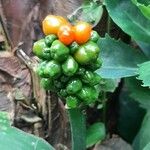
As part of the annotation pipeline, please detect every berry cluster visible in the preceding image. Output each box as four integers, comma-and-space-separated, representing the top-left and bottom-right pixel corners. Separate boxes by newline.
33, 15, 102, 108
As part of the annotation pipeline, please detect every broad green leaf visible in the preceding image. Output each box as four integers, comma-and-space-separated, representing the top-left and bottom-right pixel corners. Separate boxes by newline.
68, 0, 103, 27
125, 77, 150, 109
143, 143, 150, 150
81, 0, 103, 26
133, 111, 150, 150
96, 35, 147, 78
68, 109, 86, 150
118, 90, 145, 143
132, 0, 150, 20
105, 0, 150, 43
0, 127, 55, 150
137, 61, 150, 87
136, 41, 150, 58
99, 79, 120, 92
86, 122, 105, 148
0, 111, 55, 150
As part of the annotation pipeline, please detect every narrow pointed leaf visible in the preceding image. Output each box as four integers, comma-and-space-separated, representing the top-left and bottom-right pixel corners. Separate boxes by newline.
68, 109, 86, 150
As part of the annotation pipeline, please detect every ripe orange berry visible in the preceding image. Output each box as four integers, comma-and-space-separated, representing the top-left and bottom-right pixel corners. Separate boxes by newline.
73, 21, 92, 44
57, 24, 75, 45
42, 15, 68, 35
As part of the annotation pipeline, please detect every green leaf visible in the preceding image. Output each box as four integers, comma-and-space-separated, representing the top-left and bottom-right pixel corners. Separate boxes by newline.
105, 0, 150, 43
133, 111, 150, 150
96, 35, 147, 78
99, 79, 120, 92
136, 0, 150, 5
137, 61, 150, 87
117, 90, 145, 143
136, 41, 150, 58
125, 77, 150, 109
132, 0, 150, 20
68, 109, 86, 150
143, 143, 150, 150
0, 111, 55, 150
68, 0, 103, 27
81, 1, 103, 26
86, 122, 105, 148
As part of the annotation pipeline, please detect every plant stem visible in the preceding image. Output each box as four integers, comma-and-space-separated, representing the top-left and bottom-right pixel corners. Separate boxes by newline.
102, 92, 107, 124
107, 15, 111, 34
68, 108, 86, 150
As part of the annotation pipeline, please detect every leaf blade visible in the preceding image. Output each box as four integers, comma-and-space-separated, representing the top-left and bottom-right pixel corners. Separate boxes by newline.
137, 61, 150, 87
68, 109, 86, 150
86, 122, 105, 148
133, 111, 150, 150
143, 143, 150, 150
125, 77, 150, 109
0, 111, 55, 150
96, 35, 147, 78
105, 0, 150, 43
132, 0, 150, 20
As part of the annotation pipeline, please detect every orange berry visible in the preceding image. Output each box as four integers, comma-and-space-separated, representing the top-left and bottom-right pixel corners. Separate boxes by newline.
73, 21, 92, 44
42, 15, 68, 35
58, 24, 75, 45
